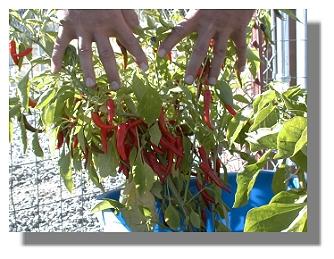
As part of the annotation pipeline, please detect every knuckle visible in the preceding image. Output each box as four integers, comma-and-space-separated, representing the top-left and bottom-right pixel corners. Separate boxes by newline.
78, 47, 92, 55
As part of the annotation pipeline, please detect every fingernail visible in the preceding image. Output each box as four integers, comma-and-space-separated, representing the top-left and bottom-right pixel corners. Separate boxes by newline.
51, 63, 57, 74
111, 81, 120, 90
208, 77, 217, 85
158, 49, 166, 58
140, 62, 149, 72
184, 75, 194, 84
85, 77, 96, 88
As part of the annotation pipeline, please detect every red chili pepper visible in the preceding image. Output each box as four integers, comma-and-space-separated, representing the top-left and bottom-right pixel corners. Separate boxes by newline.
209, 38, 215, 48
199, 162, 230, 192
201, 208, 206, 225
215, 157, 222, 176
151, 143, 164, 154
196, 179, 215, 205
106, 99, 116, 124
165, 151, 174, 175
116, 39, 128, 69
118, 162, 129, 178
198, 146, 209, 163
159, 137, 183, 157
203, 89, 214, 130
56, 131, 64, 149
128, 119, 143, 128
16, 47, 32, 58
100, 128, 108, 153
158, 110, 175, 143
128, 127, 138, 148
116, 123, 129, 161
92, 112, 114, 131
224, 104, 237, 117
9, 40, 19, 65
72, 134, 79, 149
28, 97, 37, 108
142, 150, 167, 183
196, 67, 204, 79
167, 51, 172, 63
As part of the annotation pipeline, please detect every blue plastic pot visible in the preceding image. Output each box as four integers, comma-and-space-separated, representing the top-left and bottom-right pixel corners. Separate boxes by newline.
96, 170, 298, 232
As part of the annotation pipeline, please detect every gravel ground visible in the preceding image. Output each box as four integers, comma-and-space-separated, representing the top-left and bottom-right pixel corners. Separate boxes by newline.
9, 118, 124, 232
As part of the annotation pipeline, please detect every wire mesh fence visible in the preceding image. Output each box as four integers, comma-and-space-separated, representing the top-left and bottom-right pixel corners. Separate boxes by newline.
8, 9, 306, 232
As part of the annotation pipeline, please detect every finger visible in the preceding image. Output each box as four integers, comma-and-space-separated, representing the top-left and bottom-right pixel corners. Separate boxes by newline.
78, 35, 96, 87
184, 29, 215, 84
231, 29, 248, 73
51, 25, 74, 73
95, 35, 121, 90
157, 18, 196, 58
121, 10, 140, 31
208, 33, 229, 85
115, 23, 148, 71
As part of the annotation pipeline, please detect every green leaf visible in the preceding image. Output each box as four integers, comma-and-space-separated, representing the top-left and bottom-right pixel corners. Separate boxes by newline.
226, 114, 248, 148
246, 47, 261, 77
270, 190, 307, 204
233, 94, 250, 104
18, 72, 30, 109
91, 199, 124, 213
293, 127, 307, 156
291, 150, 307, 172
41, 102, 55, 127
190, 209, 201, 229
249, 103, 276, 131
245, 127, 279, 151
121, 180, 157, 231
19, 116, 28, 153
274, 116, 307, 159
282, 206, 307, 232
253, 90, 276, 114
58, 151, 74, 193
88, 163, 105, 192
164, 204, 180, 230
149, 122, 162, 146
233, 150, 272, 208
281, 94, 307, 113
272, 165, 289, 195
132, 74, 147, 101
35, 88, 56, 109
150, 181, 163, 199
9, 120, 14, 142
132, 157, 156, 196
9, 104, 21, 119
244, 203, 306, 232
216, 79, 234, 106
93, 138, 119, 178
32, 132, 44, 157
137, 86, 162, 125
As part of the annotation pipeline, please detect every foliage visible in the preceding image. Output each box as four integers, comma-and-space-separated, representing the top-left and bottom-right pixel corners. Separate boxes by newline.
9, 9, 307, 232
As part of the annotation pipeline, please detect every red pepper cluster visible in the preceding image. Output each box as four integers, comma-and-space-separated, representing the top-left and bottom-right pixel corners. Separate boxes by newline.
142, 110, 184, 183
9, 40, 32, 66
198, 146, 231, 192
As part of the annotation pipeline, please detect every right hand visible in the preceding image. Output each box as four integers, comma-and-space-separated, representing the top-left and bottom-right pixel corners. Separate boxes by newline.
158, 10, 255, 85
51, 10, 148, 90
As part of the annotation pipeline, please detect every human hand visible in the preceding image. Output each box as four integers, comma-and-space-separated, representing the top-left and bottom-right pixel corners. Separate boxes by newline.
51, 10, 148, 90
158, 9, 254, 85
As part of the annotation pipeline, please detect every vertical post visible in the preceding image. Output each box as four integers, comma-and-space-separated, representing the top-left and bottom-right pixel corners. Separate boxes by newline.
296, 9, 308, 89
289, 10, 297, 86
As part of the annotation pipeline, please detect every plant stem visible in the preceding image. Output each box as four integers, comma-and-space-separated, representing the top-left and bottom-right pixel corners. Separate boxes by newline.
167, 176, 188, 216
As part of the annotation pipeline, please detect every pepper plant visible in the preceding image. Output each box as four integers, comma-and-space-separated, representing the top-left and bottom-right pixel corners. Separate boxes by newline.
9, 9, 307, 232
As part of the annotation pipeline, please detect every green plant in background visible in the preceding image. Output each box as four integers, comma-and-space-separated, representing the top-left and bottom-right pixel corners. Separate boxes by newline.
9, 9, 307, 232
